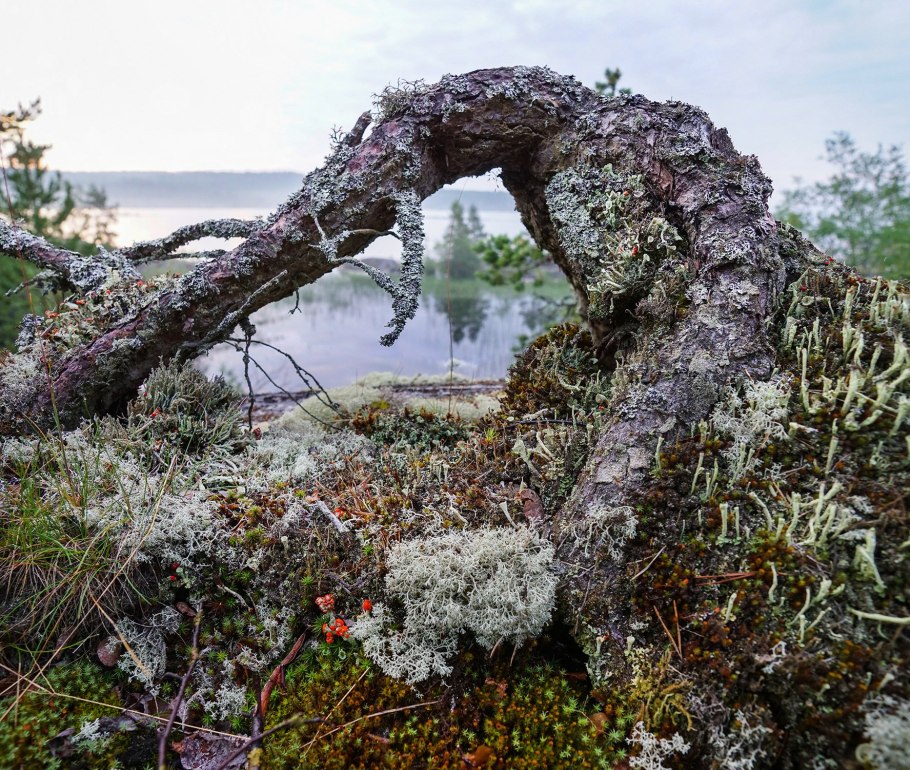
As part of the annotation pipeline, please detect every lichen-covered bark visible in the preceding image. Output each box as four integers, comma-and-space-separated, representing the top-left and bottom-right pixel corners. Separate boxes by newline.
0, 63, 807, 565
1, 66, 805, 436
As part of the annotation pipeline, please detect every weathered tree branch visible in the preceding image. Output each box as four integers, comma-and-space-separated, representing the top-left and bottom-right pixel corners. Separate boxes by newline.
118, 218, 263, 264
0, 65, 799, 458
0, 220, 141, 291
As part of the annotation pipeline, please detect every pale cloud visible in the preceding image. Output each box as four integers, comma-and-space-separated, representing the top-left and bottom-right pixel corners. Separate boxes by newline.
3, 0, 908, 197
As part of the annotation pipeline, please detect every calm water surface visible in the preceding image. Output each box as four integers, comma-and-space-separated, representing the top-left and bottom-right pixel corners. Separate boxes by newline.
118, 206, 573, 391
195, 273, 571, 391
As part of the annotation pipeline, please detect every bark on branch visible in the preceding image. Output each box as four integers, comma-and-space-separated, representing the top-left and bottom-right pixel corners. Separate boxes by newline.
0, 65, 800, 455
118, 218, 263, 264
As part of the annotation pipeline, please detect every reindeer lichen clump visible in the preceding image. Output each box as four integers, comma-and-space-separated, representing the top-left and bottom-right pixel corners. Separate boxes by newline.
353, 526, 557, 683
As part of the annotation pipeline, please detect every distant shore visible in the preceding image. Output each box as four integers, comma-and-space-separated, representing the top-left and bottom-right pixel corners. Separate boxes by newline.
62, 171, 517, 211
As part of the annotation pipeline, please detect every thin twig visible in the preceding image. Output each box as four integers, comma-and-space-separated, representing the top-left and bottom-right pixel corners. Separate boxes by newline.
240, 318, 256, 430
210, 714, 306, 770
224, 343, 337, 428
673, 600, 682, 659
445, 195, 455, 414
312, 499, 350, 534
306, 698, 442, 745
211, 666, 373, 770
224, 336, 337, 412
158, 609, 204, 770
653, 605, 682, 660
90, 595, 152, 682
213, 696, 442, 770
303, 666, 370, 756
631, 546, 666, 580
0, 662, 240, 740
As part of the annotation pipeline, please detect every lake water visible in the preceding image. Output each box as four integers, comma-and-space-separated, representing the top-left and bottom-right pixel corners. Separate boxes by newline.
195, 273, 571, 391
118, 206, 573, 391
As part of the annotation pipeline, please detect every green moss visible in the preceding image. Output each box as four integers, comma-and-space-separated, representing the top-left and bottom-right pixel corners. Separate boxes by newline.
0, 660, 135, 769
350, 404, 469, 452
263, 650, 617, 769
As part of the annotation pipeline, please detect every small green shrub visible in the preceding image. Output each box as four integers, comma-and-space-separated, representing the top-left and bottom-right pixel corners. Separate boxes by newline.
499, 322, 609, 418
351, 404, 469, 451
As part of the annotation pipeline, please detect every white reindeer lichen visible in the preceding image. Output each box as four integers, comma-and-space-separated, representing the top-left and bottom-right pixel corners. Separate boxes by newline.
352, 525, 557, 683
627, 721, 691, 770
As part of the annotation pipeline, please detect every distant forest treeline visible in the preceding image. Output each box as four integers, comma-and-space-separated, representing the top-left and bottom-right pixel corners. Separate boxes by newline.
62, 172, 516, 211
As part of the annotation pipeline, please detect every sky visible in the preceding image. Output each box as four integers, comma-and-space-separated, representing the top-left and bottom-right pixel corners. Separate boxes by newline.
3, 0, 909, 199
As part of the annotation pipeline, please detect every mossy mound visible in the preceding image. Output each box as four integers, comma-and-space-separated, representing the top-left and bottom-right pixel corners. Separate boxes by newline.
3, 258, 910, 768
0, 661, 143, 769
499, 322, 609, 419
563, 259, 910, 768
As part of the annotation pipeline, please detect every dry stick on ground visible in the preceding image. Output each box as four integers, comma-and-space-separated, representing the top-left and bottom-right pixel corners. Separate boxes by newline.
303, 699, 444, 748
243, 632, 310, 770
653, 605, 683, 660
158, 609, 204, 770
208, 714, 308, 770
631, 546, 667, 581
259, 631, 308, 721
90, 595, 153, 683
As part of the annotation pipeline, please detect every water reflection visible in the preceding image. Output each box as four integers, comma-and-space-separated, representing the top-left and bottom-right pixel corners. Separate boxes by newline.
197, 270, 573, 391
427, 286, 489, 344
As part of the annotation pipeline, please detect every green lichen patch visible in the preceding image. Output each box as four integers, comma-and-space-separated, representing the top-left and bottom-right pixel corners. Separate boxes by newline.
499, 322, 610, 418
350, 402, 470, 452
544, 164, 685, 325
